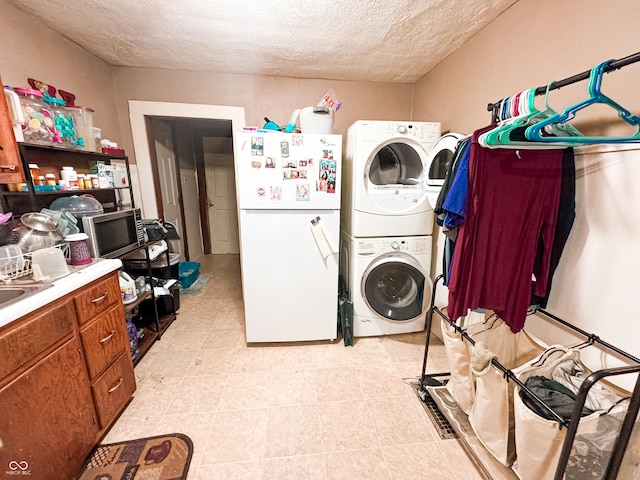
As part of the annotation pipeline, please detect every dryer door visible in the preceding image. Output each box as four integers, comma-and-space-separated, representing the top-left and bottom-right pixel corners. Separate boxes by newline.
363, 139, 430, 214
362, 252, 431, 321
425, 132, 465, 187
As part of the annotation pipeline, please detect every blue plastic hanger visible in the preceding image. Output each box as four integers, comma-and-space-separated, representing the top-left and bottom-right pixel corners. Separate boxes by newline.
525, 60, 640, 144
480, 86, 583, 149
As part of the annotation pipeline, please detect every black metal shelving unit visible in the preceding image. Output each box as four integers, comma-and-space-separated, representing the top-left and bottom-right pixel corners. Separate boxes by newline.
120, 241, 177, 366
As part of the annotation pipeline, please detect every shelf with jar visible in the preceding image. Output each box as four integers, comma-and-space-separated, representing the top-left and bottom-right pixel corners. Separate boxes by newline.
0, 143, 134, 218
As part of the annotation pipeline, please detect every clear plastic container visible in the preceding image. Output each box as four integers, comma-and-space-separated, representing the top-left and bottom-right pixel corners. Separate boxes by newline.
66, 106, 96, 151
43, 95, 75, 147
49, 195, 104, 226
13, 88, 53, 144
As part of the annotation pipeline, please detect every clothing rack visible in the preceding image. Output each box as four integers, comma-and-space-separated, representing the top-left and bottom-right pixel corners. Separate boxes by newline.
419, 275, 640, 480
486, 51, 640, 123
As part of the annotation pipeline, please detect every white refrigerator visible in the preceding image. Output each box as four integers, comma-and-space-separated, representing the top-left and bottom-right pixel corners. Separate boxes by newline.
235, 131, 342, 342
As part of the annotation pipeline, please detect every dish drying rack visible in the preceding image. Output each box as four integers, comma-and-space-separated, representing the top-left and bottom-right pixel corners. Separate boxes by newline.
0, 243, 69, 283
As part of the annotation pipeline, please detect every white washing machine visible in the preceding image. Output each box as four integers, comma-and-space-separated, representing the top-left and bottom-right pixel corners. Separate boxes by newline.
340, 232, 433, 337
341, 120, 441, 238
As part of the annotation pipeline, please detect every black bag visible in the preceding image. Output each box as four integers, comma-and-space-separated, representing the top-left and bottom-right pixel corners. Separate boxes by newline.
338, 275, 353, 347
520, 375, 594, 421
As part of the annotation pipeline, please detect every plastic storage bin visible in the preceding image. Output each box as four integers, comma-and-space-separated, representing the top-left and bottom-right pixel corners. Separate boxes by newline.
179, 261, 200, 288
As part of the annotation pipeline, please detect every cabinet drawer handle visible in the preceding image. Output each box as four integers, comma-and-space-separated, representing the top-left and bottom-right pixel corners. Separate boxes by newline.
99, 329, 116, 343
91, 292, 109, 303
108, 377, 123, 393
0, 165, 17, 171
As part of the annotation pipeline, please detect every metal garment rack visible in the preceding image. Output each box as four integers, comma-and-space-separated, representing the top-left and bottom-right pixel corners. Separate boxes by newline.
419, 275, 640, 480
486, 51, 640, 123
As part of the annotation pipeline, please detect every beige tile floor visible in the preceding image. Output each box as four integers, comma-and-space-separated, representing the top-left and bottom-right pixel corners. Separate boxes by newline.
104, 254, 484, 479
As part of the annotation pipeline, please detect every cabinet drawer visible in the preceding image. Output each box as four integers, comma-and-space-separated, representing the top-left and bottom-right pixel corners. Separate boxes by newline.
81, 304, 129, 380
92, 352, 136, 429
74, 272, 121, 325
0, 300, 75, 383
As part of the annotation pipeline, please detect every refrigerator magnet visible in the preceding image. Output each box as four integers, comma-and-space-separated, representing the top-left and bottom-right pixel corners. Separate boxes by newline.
251, 136, 264, 156
251, 160, 262, 169
296, 184, 310, 201
270, 186, 282, 201
257, 187, 266, 197
322, 149, 334, 160
280, 141, 289, 157
265, 157, 275, 168
292, 135, 303, 146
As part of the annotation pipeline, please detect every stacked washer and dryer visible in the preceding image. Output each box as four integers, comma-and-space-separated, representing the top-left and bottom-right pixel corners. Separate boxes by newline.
340, 120, 443, 337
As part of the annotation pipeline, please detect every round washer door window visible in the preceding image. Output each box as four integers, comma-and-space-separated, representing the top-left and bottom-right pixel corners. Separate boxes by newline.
362, 253, 429, 321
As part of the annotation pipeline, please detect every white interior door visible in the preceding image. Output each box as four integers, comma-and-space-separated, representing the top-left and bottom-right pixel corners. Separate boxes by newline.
204, 152, 239, 254
152, 118, 184, 258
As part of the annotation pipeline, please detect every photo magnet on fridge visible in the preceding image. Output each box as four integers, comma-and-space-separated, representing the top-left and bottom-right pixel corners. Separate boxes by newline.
280, 141, 289, 157
251, 136, 264, 156
296, 184, 310, 201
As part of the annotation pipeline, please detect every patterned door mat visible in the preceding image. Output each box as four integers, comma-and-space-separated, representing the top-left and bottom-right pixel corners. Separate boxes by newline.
78, 433, 193, 480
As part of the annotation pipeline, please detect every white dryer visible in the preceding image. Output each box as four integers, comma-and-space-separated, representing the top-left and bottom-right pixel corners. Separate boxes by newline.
340, 232, 433, 337
341, 120, 441, 238
424, 132, 466, 210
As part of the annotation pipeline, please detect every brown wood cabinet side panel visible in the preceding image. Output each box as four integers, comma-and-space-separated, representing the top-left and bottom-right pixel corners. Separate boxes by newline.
0, 338, 98, 480
81, 304, 129, 380
0, 300, 75, 382
0, 74, 25, 184
74, 271, 121, 325
91, 352, 136, 429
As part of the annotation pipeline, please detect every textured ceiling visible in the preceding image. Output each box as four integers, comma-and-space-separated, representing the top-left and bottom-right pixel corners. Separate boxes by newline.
8, 0, 517, 83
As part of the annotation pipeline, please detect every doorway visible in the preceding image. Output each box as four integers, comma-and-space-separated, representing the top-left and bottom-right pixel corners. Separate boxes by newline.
128, 101, 245, 260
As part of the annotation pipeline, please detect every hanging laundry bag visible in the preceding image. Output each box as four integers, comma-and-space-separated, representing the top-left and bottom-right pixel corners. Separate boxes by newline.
511, 347, 628, 480
440, 309, 487, 414
466, 318, 546, 467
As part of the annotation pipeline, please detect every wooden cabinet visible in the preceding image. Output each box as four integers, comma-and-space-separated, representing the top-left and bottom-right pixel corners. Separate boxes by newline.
0, 74, 25, 184
0, 270, 135, 479
0, 338, 99, 480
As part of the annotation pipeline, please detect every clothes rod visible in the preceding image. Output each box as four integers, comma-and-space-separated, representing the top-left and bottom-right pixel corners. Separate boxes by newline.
486, 51, 640, 114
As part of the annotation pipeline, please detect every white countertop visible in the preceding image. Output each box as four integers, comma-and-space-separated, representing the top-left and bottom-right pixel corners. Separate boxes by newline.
0, 258, 122, 328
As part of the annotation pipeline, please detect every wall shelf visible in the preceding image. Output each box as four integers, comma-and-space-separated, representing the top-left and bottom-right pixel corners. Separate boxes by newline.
0, 143, 134, 216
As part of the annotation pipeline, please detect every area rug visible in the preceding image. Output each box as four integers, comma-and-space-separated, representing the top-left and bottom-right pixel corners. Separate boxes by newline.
78, 433, 193, 480
180, 273, 210, 295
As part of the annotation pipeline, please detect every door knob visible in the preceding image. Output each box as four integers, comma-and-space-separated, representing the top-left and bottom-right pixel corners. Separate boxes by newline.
207, 201, 215, 207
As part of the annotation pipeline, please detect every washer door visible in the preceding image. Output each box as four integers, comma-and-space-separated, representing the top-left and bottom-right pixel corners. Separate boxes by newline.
362, 252, 431, 321
425, 133, 465, 187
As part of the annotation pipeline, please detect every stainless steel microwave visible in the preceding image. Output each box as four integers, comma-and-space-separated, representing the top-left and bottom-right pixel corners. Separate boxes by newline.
82, 208, 145, 259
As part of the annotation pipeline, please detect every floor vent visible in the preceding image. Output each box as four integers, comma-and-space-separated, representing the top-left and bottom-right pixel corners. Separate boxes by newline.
413, 383, 458, 440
